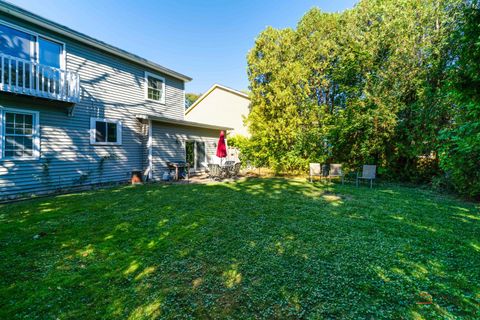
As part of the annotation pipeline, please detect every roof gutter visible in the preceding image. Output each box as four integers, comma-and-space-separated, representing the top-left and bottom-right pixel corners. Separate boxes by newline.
136, 114, 232, 131
0, 1, 192, 82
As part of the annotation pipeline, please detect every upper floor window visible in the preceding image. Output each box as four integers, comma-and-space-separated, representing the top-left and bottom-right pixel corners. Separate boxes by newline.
90, 118, 122, 145
145, 72, 165, 104
0, 21, 65, 69
0, 23, 34, 60
0, 108, 40, 160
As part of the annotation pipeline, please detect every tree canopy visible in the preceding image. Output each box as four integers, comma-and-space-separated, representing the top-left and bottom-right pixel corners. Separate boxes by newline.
185, 93, 201, 110
244, 0, 479, 197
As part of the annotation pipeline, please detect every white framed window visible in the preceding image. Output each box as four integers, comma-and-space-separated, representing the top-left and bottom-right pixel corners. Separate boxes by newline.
90, 118, 122, 145
145, 72, 165, 104
0, 19, 66, 69
0, 107, 40, 160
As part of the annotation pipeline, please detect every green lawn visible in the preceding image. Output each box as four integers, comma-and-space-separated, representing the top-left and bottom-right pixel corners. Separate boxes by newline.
0, 178, 479, 319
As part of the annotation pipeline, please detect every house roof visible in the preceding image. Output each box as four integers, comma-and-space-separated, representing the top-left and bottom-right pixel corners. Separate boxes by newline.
0, 0, 192, 82
136, 114, 233, 131
185, 84, 250, 116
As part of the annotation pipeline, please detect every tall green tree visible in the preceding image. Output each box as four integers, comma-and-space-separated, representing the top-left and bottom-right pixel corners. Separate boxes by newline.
247, 27, 312, 171
337, 0, 462, 180
185, 93, 201, 110
246, 0, 476, 197
439, 0, 480, 197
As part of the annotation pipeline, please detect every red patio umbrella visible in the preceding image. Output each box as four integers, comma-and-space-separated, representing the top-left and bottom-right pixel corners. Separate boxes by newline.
216, 131, 227, 161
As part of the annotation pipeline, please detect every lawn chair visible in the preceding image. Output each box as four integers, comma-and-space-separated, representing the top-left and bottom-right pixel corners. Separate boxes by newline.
309, 163, 322, 182
222, 160, 235, 178
231, 162, 242, 177
208, 164, 223, 180
356, 165, 376, 188
329, 164, 344, 184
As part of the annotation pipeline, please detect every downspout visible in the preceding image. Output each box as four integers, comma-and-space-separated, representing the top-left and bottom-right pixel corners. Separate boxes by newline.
148, 120, 153, 180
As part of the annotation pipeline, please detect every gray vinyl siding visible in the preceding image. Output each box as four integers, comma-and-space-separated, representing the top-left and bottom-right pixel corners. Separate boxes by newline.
0, 96, 144, 198
151, 122, 219, 180
0, 13, 188, 199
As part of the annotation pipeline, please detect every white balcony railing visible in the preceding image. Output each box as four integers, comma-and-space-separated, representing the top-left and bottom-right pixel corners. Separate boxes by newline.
0, 53, 80, 103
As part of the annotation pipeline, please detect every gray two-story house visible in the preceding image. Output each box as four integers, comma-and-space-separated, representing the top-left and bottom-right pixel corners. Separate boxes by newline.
0, 1, 229, 200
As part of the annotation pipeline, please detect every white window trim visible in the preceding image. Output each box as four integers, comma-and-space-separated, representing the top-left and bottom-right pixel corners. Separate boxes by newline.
0, 19, 67, 70
0, 107, 40, 161
144, 71, 166, 104
89, 118, 122, 146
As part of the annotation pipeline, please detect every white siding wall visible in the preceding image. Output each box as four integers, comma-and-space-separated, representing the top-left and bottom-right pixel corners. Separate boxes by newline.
185, 87, 250, 137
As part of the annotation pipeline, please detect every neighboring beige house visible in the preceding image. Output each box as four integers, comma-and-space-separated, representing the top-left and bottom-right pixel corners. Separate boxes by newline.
185, 84, 251, 137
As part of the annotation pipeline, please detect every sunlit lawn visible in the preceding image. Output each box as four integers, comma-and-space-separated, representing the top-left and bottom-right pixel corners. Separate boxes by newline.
0, 178, 479, 319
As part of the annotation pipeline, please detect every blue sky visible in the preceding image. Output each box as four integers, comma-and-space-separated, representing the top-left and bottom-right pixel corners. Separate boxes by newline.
9, 0, 357, 94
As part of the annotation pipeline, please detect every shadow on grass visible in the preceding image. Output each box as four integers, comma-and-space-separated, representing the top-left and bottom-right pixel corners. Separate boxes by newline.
0, 178, 478, 319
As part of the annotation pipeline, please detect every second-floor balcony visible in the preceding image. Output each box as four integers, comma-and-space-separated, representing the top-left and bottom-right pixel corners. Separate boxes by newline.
0, 53, 80, 103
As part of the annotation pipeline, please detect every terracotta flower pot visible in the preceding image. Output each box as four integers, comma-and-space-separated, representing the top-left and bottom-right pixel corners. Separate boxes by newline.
131, 171, 143, 184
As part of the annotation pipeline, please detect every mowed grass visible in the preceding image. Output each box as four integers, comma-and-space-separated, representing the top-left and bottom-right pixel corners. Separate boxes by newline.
0, 178, 479, 319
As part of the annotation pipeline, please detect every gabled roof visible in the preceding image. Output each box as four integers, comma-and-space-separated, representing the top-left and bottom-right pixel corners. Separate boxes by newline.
0, 0, 192, 82
185, 84, 250, 116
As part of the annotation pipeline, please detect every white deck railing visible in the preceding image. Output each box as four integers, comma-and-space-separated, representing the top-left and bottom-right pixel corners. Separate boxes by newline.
0, 53, 80, 103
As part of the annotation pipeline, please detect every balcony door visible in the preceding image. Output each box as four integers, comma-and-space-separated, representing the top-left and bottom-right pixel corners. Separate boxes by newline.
1, 22, 66, 95
0, 22, 64, 69
38, 37, 63, 69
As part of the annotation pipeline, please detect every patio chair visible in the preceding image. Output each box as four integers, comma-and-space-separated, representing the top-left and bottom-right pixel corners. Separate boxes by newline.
329, 164, 344, 184
221, 160, 235, 178
356, 165, 376, 188
321, 164, 330, 178
208, 164, 223, 180
309, 163, 322, 182
230, 162, 242, 177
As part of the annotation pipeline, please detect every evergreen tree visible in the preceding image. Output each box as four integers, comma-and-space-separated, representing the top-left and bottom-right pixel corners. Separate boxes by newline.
439, 0, 480, 197
245, 0, 478, 197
